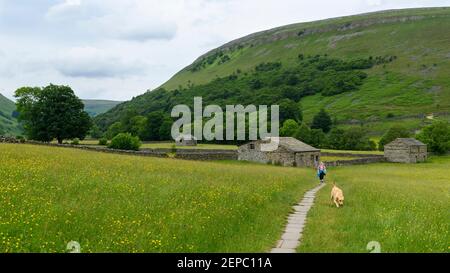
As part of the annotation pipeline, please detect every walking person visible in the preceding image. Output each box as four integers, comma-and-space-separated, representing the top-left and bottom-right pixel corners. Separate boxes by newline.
317, 162, 327, 184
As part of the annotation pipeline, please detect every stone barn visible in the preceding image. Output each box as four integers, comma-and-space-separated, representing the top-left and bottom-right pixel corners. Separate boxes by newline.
175, 134, 197, 146
238, 137, 321, 168
384, 138, 427, 163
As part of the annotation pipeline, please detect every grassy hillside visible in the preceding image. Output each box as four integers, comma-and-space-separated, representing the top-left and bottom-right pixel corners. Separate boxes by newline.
0, 93, 21, 136
82, 100, 122, 117
0, 144, 315, 252
162, 7, 450, 91
96, 7, 450, 136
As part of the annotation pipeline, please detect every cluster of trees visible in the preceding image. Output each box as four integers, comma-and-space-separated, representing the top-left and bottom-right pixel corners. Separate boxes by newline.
96, 54, 381, 132
280, 109, 376, 151
280, 105, 450, 154
97, 110, 173, 141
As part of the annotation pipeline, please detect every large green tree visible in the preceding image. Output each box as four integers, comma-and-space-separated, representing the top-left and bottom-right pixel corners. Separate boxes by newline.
295, 122, 312, 143
311, 109, 332, 133
15, 84, 92, 143
277, 99, 302, 124
142, 111, 167, 141
105, 122, 124, 140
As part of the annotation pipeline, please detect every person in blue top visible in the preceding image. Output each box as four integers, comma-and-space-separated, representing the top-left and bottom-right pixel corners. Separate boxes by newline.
317, 162, 327, 184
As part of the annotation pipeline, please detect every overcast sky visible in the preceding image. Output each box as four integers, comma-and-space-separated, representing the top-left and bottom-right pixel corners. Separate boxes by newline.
0, 0, 449, 101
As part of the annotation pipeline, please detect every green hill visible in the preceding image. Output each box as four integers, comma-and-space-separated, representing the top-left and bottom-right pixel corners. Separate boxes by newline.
0, 93, 21, 136
95, 7, 450, 136
83, 100, 123, 117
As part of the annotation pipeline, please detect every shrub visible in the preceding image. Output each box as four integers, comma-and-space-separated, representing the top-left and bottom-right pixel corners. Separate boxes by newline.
309, 129, 326, 148
108, 133, 141, 151
98, 137, 108, 146
71, 138, 80, 145
311, 109, 332, 133
417, 121, 450, 155
16, 135, 26, 143
280, 119, 300, 137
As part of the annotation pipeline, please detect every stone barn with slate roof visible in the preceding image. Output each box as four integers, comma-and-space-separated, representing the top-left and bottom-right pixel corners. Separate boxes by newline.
175, 134, 197, 146
384, 138, 427, 163
238, 137, 321, 168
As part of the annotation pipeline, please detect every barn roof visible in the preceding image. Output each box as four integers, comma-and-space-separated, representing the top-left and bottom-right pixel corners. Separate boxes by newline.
385, 138, 426, 147
258, 137, 320, 152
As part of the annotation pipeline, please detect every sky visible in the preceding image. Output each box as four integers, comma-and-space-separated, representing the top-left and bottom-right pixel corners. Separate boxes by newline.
0, 0, 449, 101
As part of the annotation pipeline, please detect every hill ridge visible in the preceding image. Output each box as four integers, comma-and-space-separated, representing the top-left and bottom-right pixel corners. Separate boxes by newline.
171, 7, 450, 81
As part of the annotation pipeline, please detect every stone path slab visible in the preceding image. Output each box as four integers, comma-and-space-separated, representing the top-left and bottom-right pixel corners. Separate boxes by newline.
270, 183, 326, 253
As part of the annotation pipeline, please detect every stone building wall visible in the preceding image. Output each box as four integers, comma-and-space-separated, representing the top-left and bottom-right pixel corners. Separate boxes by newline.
238, 142, 319, 167
237, 142, 271, 163
238, 142, 296, 166
295, 152, 320, 168
409, 145, 427, 163
266, 150, 296, 167
385, 144, 427, 163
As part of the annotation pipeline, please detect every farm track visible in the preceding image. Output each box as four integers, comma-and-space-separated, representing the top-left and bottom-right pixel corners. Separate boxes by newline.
271, 183, 326, 253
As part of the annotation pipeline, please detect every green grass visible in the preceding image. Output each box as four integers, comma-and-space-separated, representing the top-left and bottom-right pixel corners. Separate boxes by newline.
299, 156, 450, 253
0, 144, 315, 253
321, 149, 384, 155
1, 144, 448, 253
321, 156, 357, 162
140, 142, 238, 150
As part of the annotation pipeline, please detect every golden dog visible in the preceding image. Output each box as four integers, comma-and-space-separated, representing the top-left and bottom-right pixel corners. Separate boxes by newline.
331, 182, 344, 208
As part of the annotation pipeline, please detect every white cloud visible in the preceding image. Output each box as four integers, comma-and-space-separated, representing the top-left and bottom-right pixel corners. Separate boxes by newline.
82, 14, 178, 42
53, 46, 147, 78
366, 0, 384, 6
45, 0, 84, 21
